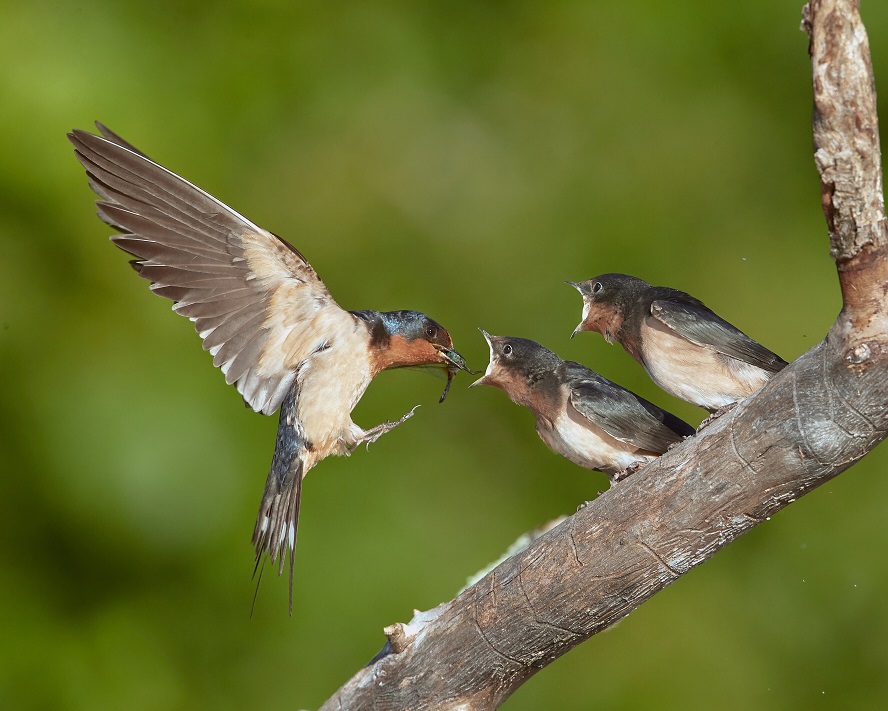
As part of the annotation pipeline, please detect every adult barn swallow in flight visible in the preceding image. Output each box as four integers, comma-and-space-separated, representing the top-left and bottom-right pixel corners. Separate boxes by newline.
68, 124, 471, 610
473, 333, 694, 482
569, 274, 787, 412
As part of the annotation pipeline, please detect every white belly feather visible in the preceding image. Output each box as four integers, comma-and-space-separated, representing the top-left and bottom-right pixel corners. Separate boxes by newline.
539, 406, 653, 475
296, 328, 373, 458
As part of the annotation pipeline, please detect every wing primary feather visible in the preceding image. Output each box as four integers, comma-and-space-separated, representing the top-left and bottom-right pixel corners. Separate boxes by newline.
137, 263, 242, 282
94, 189, 232, 252
74, 146, 235, 246
112, 233, 230, 264
71, 130, 266, 236
78, 167, 236, 260
95, 121, 150, 157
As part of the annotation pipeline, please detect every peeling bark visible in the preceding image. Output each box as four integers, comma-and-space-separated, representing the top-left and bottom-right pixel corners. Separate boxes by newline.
320, 1, 888, 708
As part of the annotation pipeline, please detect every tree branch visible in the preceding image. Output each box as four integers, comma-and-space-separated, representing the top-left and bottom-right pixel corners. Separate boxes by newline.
321, 1, 888, 708
804, 0, 888, 346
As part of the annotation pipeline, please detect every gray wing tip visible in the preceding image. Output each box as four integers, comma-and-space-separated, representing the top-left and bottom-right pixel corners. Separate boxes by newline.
68, 127, 103, 149
94, 122, 149, 157
67, 130, 94, 159
69, 123, 148, 160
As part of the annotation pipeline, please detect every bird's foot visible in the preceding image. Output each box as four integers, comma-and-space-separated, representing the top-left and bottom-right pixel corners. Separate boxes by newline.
697, 402, 738, 430
577, 490, 607, 511
361, 405, 420, 450
612, 460, 646, 484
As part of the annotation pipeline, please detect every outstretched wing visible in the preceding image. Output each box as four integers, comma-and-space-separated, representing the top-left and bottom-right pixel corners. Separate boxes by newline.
563, 362, 694, 453
69, 125, 357, 415
650, 298, 787, 374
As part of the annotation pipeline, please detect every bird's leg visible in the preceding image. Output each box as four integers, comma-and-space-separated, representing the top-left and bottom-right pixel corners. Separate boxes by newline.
697, 402, 739, 430
359, 405, 420, 450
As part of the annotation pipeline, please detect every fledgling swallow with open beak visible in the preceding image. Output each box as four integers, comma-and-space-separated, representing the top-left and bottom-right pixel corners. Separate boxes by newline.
569, 274, 788, 413
472, 333, 694, 482
68, 124, 472, 612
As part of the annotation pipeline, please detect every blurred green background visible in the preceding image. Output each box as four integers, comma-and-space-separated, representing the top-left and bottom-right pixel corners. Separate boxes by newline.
2, 0, 887, 709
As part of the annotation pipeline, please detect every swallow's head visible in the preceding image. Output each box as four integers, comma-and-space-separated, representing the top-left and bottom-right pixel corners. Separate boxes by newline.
568, 273, 649, 343
365, 310, 473, 401
471, 331, 561, 409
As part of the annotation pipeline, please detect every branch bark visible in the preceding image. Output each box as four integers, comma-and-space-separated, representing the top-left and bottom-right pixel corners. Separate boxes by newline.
321, 2, 888, 708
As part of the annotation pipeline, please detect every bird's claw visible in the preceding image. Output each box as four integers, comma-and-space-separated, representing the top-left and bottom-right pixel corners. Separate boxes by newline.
697, 402, 738, 430
612, 460, 646, 483
362, 405, 420, 450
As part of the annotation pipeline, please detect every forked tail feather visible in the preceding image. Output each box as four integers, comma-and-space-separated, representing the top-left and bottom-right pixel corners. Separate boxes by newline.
251, 386, 304, 614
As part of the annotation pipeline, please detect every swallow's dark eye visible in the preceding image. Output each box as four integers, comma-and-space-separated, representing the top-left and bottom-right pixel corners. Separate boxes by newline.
592, 282, 603, 294
502, 344, 513, 356
426, 326, 437, 338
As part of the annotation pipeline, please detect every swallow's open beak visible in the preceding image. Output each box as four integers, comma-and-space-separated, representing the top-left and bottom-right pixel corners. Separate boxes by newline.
469, 373, 489, 388
435, 345, 476, 403
567, 283, 586, 338
470, 328, 495, 388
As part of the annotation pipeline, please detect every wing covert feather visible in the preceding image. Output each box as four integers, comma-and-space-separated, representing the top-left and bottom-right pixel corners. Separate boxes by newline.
650, 299, 787, 373
563, 362, 692, 453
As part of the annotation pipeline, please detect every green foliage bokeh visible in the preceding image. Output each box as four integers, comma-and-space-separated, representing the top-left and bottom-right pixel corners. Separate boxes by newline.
2, 1, 887, 709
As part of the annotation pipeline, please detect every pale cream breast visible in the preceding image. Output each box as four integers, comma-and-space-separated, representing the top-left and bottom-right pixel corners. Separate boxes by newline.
639, 318, 771, 409
295, 321, 374, 457
538, 401, 653, 475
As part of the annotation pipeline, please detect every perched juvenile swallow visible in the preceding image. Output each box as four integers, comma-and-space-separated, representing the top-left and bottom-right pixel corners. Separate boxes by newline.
68, 124, 471, 610
472, 333, 694, 481
569, 274, 788, 412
